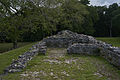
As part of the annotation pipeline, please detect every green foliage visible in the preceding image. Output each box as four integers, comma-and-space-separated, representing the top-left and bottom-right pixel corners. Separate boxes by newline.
58, 0, 89, 33
94, 3, 120, 37
112, 8, 120, 37
79, 0, 90, 5
0, 0, 119, 40
57, 0, 98, 35
0, 0, 99, 43
82, 6, 98, 35
94, 6, 109, 37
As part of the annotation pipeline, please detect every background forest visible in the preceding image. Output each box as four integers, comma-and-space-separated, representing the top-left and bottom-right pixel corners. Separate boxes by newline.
0, 0, 120, 49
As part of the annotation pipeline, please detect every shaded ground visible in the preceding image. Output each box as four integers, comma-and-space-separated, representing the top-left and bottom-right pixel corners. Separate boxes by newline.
0, 42, 31, 53
47, 48, 67, 58
3, 48, 120, 80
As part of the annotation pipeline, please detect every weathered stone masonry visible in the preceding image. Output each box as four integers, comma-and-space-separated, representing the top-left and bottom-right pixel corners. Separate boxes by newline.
4, 30, 120, 73
4, 41, 47, 73
43, 30, 96, 48
43, 30, 120, 69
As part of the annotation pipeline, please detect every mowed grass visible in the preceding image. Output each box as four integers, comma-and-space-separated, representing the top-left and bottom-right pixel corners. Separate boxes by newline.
2, 48, 120, 80
1, 37, 120, 80
0, 42, 31, 53
0, 42, 36, 74
96, 37, 120, 47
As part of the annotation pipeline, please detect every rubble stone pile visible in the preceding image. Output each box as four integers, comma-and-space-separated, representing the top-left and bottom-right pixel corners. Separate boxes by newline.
4, 30, 120, 74
4, 41, 47, 73
43, 30, 97, 48
67, 43, 101, 56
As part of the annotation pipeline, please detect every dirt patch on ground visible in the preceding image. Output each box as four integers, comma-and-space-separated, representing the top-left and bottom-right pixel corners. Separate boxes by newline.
47, 48, 67, 58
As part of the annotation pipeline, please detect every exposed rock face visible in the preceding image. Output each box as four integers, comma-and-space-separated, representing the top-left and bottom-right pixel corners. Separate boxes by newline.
67, 43, 101, 56
5, 41, 47, 73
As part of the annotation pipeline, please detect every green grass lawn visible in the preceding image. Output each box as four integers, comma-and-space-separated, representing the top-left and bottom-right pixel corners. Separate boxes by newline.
2, 48, 120, 80
0, 42, 36, 74
0, 38, 120, 80
96, 37, 120, 47
0, 42, 31, 53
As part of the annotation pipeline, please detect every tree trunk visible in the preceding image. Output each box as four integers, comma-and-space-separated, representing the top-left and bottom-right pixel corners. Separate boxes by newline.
110, 20, 112, 37
13, 40, 18, 49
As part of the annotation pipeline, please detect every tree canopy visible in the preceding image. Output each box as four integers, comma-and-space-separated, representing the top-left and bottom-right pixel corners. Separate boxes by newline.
94, 3, 120, 37
0, 0, 120, 48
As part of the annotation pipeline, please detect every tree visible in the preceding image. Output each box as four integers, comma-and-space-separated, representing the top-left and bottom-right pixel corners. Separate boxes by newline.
82, 6, 98, 35
0, 0, 100, 46
0, 0, 37, 48
93, 6, 109, 37
0, 15, 24, 48
58, 0, 91, 33
0, 0, 63, 46
112, 7, 120, 36
105, 3, 119, 37
94, 3, 120, 37
80, 0, 90, 5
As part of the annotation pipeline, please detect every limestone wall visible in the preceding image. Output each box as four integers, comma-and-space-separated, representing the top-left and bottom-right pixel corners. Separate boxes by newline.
43, 30, 120, 69
67, 43, 101, 56
43, 37, 72, 48
4, 41, 47, 73
67, 43, 120, 69
101, 47, 120, 68
43, 30, 97, 48
4, 30, 120, 73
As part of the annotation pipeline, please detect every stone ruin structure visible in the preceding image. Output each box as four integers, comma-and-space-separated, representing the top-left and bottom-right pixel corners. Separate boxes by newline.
5, 42, 47, 73
4, 30, 120, 73
43, 30, 96, 48
43, 30, 120, 69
